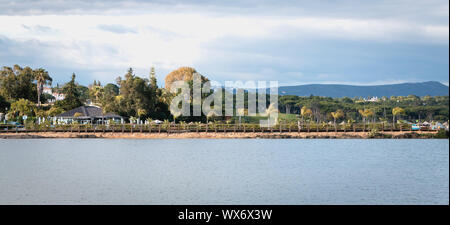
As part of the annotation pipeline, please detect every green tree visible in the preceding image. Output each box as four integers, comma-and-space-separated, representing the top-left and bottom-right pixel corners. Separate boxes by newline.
0, 95, 10, 113
58, 73, 83, 110
0, 65, 37, 102
113, 68, 154, 118
47, 106, 64, 117
101, 83, 119, 113
77, 85, 90, 103
104, 83, 119, 96
8, 98, 35, 118
90, 85, 104, 104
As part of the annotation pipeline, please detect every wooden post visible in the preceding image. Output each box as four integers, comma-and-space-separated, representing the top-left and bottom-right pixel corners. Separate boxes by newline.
131, 125, 133, 134
122, 124, 124, 133
158, 124, 161, 133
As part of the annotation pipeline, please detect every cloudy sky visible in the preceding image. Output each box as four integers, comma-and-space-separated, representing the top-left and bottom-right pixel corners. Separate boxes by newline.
0, 0, 448, 87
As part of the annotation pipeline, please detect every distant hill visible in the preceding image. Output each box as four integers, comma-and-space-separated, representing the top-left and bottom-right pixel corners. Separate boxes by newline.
276, 81, 449, 98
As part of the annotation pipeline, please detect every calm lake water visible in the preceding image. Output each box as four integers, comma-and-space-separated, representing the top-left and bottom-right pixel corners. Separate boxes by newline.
0, 139, 448, 205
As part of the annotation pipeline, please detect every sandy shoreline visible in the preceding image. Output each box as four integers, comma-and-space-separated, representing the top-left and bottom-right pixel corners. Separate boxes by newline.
0, 131, 441, 139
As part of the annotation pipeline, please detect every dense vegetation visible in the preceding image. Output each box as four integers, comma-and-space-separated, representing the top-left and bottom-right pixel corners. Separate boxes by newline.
278, 95, 449, 123
0, 65, 173, 123
0, 65, 448, 126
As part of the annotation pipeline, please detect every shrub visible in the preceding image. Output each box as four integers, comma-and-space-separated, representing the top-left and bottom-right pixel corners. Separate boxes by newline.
434, 129, 449, 139
368, 128, 382, 138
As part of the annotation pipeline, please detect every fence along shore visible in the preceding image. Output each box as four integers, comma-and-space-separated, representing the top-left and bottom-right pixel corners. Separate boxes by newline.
0, 122, 436, 134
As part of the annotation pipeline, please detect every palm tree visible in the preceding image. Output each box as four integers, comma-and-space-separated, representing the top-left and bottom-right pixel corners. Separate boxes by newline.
300, 106, 313, 129
237, 108, 245, 126
300, 106, 312, 124
392, 107, 405, 128
33, 68, 52, 107
347, 118, 355, 130
358, 108, 374, 131
137, 108, 147, 121
265, 103, 278, 127
206, 110, 218, 124
162, 119, 171, 129
331, 109, 344, 131
358, 108, 374, 125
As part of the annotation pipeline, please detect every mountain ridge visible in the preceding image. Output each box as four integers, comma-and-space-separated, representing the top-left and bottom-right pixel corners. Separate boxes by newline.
276, 81, 449, 97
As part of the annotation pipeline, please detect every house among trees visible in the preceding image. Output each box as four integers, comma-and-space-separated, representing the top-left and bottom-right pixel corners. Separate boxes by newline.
43, 86, 65, 103
363, 96, 379, 102
55, 105, 122, 124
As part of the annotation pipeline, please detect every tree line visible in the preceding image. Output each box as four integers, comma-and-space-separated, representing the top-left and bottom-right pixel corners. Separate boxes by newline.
278, 94, 449, 124
0, 64, 448, 125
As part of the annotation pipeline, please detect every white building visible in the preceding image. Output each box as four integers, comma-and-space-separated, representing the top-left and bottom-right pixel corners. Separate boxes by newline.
43, 87, 53, 95
364, 96, 379, 102
43, 86, 65, 102
53, 92, 65, 101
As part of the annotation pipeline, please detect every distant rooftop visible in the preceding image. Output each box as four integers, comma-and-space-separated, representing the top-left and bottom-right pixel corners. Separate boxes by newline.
56, 106, 122, 119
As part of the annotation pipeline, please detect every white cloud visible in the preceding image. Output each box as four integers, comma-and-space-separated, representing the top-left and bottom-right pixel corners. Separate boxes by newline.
1, 14, 447, 69
0, 1, 448, 85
